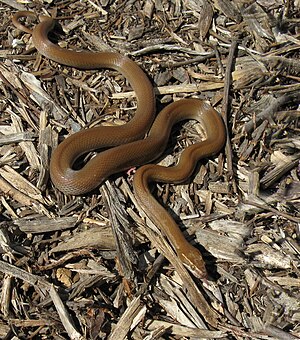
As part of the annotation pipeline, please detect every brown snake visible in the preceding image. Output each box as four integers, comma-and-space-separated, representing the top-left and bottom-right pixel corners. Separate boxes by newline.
12, 11, 226, 278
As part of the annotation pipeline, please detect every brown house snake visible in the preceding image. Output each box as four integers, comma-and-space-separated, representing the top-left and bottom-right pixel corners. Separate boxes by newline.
12, 11, 226, 278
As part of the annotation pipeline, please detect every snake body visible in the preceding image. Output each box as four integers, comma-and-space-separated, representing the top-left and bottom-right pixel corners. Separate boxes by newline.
12, 11, 226, 278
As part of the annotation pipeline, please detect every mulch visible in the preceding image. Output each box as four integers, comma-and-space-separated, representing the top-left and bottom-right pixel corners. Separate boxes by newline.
0, 0, 299, 339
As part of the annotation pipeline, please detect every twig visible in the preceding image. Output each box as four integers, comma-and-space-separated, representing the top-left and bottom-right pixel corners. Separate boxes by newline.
221, 38, 239, 193
243, 199, 300, 223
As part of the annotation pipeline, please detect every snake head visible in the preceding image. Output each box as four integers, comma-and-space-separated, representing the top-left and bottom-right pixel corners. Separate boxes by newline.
178, 244, 207, 279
